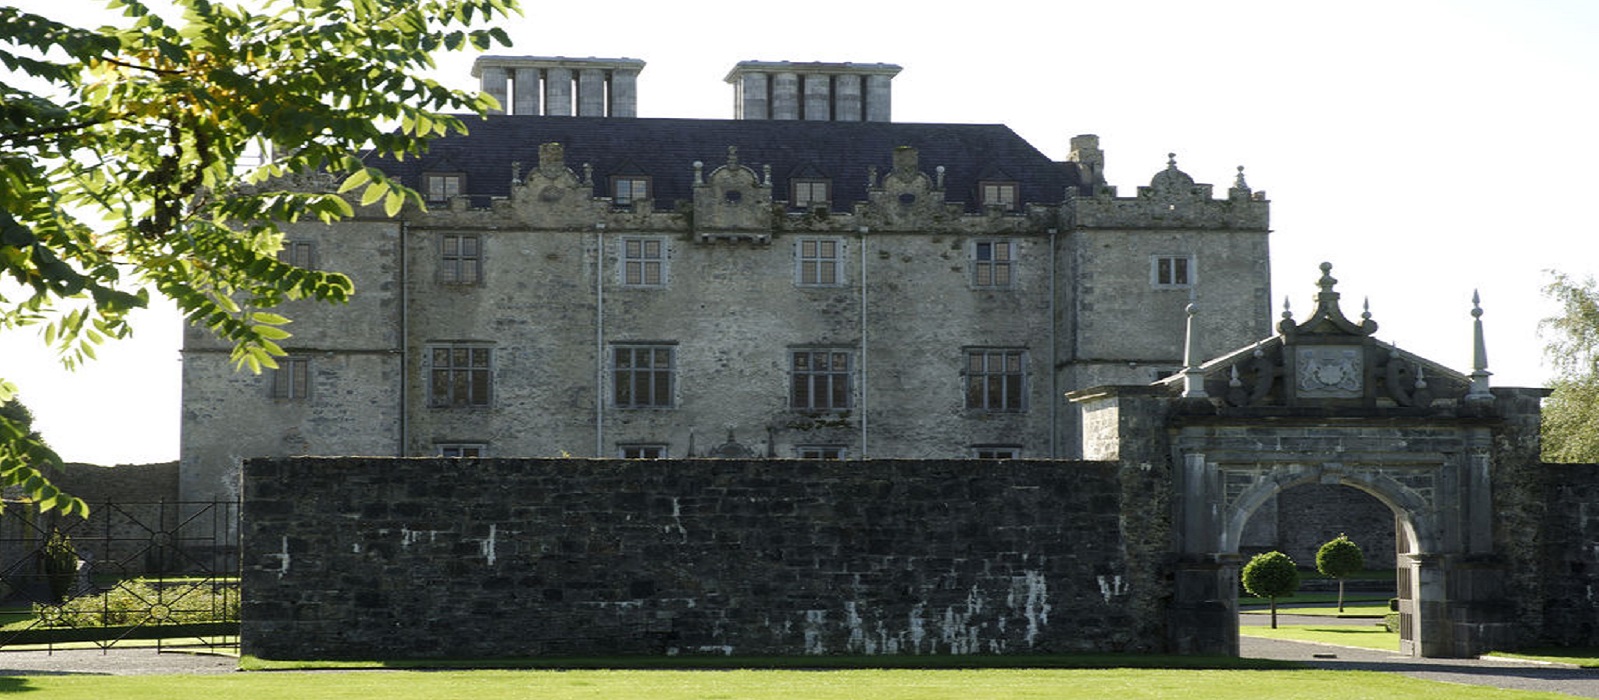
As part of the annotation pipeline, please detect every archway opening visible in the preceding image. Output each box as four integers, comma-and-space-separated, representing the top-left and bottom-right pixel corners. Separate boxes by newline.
1233, 481, 1416, 654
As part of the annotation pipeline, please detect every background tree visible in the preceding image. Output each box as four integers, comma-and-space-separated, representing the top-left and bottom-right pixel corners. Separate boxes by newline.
1315, 533, 1365, 613
1241, 551, 1301, 629
1542, 272, 1599, 463
0, 0, 517, 514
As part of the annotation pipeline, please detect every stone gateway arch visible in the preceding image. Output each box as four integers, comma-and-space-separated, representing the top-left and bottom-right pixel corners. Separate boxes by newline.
1071, 264, 1545, 658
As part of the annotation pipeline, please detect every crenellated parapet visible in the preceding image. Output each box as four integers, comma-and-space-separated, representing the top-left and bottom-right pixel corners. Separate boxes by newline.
1073, 154, 1269, 230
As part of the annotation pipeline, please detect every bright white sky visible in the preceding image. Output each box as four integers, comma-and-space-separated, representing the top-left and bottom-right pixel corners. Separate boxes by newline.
3, 0, 1597, 464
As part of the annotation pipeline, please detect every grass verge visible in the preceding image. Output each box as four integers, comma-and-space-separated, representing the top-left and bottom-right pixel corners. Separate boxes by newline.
1240, 604, 1389, 617
1484, 648, 1599, 667
1240, 624, 1400, 652
0, 668, 1576, 700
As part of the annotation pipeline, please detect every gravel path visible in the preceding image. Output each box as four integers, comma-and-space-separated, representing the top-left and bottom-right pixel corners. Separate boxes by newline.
1242, 635, 1599, 697
0, 648, 237, 676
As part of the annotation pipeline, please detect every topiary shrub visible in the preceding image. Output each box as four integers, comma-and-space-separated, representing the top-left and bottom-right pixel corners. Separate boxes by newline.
1241, 550, 1301, 629
1315, 534, 1365, 613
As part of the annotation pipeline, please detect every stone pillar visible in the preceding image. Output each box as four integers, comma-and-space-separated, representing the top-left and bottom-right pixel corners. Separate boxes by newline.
803, 74, 832, 121
1168, 555, 1240, 655
771, 72, 800, 120
611, 69, 639, 117
577, 68, 607, 117
833, 74, 862, 122
512, 68, 540, 116
545, 67, 572, 116
479, 67, 508, 115
736, 72, 768, 120
865, 74, 893, 122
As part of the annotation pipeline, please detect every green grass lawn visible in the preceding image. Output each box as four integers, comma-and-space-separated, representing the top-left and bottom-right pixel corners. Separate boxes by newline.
1241, 624, 1400, 652
0, 668, 1575, 699
1239, 592, 1391, 606
1240, 604, 1390, 617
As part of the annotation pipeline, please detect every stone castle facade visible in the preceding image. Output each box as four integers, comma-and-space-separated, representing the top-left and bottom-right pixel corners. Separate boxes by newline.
180, 56, 1272, 503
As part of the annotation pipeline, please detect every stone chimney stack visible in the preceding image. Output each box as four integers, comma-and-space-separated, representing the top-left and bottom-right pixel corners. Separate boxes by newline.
471, 56, 645, 117
726, 61, 902, 122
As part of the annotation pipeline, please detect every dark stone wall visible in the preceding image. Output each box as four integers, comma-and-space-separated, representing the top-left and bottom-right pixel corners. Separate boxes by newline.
242, 458, 1155, 660
1540, 463, 1599, 646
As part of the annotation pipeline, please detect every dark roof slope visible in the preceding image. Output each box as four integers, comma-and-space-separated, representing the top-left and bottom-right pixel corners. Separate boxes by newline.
368, 116, 1086, 212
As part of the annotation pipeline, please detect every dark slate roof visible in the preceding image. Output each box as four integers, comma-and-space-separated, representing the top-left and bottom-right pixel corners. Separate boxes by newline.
367, 116, 1087, 212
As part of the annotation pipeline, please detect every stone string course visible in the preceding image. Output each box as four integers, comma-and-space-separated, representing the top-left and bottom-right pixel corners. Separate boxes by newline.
241, 458, 1154, 660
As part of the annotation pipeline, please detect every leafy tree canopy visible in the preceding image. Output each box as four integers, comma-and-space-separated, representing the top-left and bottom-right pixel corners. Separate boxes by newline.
1, 0, 518, 515
1241, 551, 1300, 600
1542, 272, 1599, 463
1315, 534, 1364, 579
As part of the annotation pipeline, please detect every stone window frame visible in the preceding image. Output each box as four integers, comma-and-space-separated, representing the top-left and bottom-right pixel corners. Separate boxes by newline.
618, 444, 668, 459
796, 445, 846, 459
1152, 254, 1195, 289
423, 172, 464, 203
612, 176, 651, 207
269, 356, 311, 400
978, 180, 1019, 211
427, 343, 494, 408
791, 348, 853, 412
619, 236, 668, 288
794, 237, 845, 287
964, 347, 1027, 413
971, 445, 1021, 459
612, 343, 677, 409
276, 240, 315, 269
971, 239, 1016, 289
437, 443, 487, 458
791, 178, 831, 209
439, 233, 483, 285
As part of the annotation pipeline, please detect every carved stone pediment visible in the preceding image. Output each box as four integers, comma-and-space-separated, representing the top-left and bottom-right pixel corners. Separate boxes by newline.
862, 146, 953, 231
1176, 263, 1473, 411
693, 146, 773, 236
508, 142, 605, 228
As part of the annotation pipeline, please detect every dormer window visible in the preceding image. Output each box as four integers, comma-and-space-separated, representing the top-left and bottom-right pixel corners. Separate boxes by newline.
613, 177, 650, 206
979, 181, 1018, 210
792, 179, 831, 208
424, 173, 464, 203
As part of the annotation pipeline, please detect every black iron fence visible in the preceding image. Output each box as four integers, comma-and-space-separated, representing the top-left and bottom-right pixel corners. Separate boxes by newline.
0, 499, 239, 653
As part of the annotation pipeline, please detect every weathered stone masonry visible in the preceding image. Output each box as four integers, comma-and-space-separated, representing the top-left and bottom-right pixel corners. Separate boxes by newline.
241, 458, 1159, 659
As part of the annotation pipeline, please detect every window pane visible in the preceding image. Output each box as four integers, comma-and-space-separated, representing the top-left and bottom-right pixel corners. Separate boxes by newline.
819, 261, 835, 285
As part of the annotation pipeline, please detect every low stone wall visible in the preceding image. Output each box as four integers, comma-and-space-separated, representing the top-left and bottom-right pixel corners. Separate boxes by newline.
1540, 463, 1599, 646
241, 457, 1155, 660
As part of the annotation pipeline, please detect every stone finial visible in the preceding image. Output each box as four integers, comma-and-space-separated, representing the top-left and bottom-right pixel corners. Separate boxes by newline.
511, 161, 522, 185
537, 142, 566, 178
892, 146, 919, 178
867, 166, 878, 189
1180, 301, 1208, 398
1466, 289, 1494, 402
1167, 153, 1178, 170
1234, 165, 1249, 190
762, 164, 771, 186
582, 162, 592, 186
726, 146, 739, 168
1362, 297, 1371, 322
935, 165, 945, 191
693, 160, 704, 185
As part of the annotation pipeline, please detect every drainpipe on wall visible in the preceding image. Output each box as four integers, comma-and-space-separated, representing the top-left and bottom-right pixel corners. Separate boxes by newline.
397, 220, 409, 457
858, 225, 868, 459
595, 223, 606, 457
1048, 226, 1058, 458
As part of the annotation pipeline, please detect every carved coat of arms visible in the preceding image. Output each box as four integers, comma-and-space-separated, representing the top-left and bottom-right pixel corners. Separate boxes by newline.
1296, 347, 1363, 398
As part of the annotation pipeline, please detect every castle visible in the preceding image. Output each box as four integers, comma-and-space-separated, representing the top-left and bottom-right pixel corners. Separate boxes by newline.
179, 56, 1273, 503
